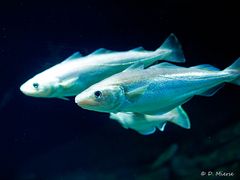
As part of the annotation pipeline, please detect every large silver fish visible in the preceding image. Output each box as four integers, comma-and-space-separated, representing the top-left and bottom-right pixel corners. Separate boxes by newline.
109, 106, 190, 135
75, 58, 240, 114
20, 34, 185, 100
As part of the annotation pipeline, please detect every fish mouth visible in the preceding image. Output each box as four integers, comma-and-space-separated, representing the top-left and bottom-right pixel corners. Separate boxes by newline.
20, 84, 39, 97
19, 85, 24, 93
20, 84, 32, 96
75, 94, 91, 106
75, 94, 100, 110
74, 94, 82, 104
76, 99, 95, 107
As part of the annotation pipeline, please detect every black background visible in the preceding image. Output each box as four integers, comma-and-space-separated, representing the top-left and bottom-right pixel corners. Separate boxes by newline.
0, 0, 239, 179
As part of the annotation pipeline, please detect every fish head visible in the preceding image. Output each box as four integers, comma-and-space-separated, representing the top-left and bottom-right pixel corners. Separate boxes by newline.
20, 74, 60, 98
75, 84, 125, 112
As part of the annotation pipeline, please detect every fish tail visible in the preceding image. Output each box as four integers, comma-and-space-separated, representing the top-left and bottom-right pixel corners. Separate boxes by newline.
170, 106, 191, 129
156, 33, 185, 63
224, 57, 240, 85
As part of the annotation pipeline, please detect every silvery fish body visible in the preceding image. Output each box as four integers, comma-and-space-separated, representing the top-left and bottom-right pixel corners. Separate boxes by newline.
20, 34, 185, 100
109, 106, 190, 135
75, 58, 240, 115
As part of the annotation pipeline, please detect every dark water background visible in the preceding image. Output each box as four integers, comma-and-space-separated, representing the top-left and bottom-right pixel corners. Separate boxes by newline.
0, 0, 239, 179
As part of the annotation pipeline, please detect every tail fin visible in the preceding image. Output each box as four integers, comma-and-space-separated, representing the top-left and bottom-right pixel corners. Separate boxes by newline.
170, 106, 190, 129
224, 57, 240, 86
156, 33, 185, 63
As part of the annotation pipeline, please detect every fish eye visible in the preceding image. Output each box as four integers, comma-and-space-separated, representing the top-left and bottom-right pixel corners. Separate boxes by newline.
33, 83, 39, 89
94, 90, 102, 99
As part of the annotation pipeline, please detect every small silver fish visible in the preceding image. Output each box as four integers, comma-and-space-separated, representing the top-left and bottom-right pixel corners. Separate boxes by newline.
20, 34, 185, 100
75, 58, 240, 115
109, 106, 190, 135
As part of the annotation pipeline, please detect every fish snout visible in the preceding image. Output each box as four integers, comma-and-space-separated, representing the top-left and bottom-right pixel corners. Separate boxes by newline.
75, 93, 99, 108
20, 84, 30, 95
75, 94, 82, 104
20, 85, 24, 93
20, 83, 39, 97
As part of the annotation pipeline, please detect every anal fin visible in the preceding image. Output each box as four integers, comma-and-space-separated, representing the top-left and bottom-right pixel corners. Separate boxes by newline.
199, 84, 224, 97
57, 97, 70, 101
158, 122, 167, 131
137, 127, 156, 135
170, 106, 190, 129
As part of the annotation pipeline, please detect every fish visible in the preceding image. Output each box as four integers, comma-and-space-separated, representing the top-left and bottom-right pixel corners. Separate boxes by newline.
109, 106, 190, 135
20, 33, 185, 100
75, 58, 240, 115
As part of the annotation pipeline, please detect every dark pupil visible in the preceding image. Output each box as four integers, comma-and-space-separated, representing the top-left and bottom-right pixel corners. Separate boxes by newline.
94, 91, 102, 98
33, 83, 39, 88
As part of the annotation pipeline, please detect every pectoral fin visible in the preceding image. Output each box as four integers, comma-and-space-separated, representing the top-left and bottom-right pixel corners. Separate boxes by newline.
59, 77, 79, 89
126, 85, 148, 102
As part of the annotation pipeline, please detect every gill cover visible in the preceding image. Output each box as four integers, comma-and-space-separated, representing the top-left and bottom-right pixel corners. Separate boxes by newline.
75, 85, 125, 112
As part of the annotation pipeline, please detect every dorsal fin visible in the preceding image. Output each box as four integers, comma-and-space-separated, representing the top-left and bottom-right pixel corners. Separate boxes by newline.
89, 48, 113, 55
190, 64, 220, 71
130, 47, 145, 51
157, 33, 185, 63
149, 62, 179, 69
61, 52, 82, 63
123, 62, 144, 72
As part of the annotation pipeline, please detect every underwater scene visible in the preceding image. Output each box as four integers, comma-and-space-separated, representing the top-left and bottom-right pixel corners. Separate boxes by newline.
0, 0, 239, 179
